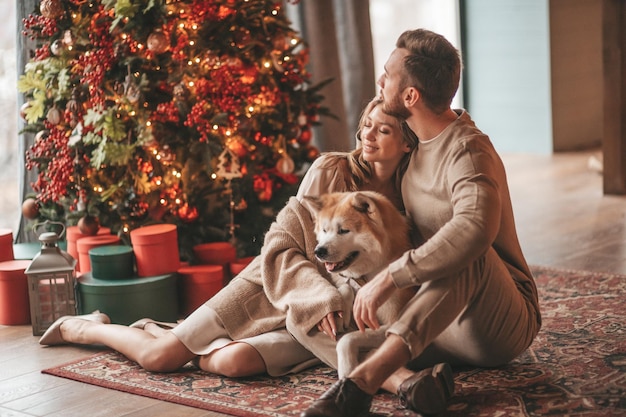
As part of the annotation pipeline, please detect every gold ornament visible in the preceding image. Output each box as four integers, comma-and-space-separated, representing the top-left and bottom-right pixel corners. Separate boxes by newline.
21, 198, 39, 220
46, 106, 62, 125
40, 0, 65, 19
147, 30, 169, 54
276, 154, 295, 174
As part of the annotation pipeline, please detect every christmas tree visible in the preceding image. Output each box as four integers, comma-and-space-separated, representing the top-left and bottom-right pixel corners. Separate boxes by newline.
18, 0, 330, 259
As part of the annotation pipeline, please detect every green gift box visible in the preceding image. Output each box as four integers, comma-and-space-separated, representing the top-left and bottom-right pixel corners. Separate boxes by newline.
78, 272, 178, 325
89, 245, 135, 280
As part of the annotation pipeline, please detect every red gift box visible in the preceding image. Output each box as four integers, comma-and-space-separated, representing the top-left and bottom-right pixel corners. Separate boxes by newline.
76, 235, 121, 274
177, 265, 223, 316
0, 229, 14, 262
0, 260, 32, 325
130, 224, 180, 277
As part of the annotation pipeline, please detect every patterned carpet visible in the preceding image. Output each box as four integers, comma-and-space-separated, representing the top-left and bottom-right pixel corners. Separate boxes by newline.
42, 266, 626, 416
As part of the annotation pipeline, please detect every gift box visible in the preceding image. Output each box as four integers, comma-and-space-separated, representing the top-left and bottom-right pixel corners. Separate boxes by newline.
89, 245, 135, 280
77, 272, 178, 325
0, 260, 32, 325
0, 229, 14, 262
193, 242, 237, 283
76, 235, 121, 274
130, 224, 180, 277
66, 225, 111, 272
229, 256, 256, 277
177, 265, 223, 316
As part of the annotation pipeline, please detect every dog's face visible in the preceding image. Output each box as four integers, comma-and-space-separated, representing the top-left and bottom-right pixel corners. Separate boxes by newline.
306, 192, 390, 279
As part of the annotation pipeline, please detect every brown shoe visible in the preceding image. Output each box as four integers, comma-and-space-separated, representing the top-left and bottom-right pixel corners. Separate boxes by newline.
300, 378, 372, 417
397, 362, 454, 415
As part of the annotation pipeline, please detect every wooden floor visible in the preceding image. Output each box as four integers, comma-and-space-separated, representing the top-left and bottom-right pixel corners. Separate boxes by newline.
1, 149, 625, 417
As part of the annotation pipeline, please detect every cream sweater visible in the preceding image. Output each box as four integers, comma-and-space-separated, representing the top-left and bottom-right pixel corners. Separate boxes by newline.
206, 154, 353, 339
390, 110, 540, 322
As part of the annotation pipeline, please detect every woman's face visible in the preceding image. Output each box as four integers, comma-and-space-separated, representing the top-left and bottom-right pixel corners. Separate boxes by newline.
360, 105, 410, 166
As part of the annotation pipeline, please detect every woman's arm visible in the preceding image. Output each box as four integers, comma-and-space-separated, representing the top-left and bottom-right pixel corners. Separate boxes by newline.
261, 154, 351, 333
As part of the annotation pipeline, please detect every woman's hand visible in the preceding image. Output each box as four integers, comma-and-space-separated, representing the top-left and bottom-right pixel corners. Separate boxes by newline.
353, 267, 396, 332
316, 311, 343, 341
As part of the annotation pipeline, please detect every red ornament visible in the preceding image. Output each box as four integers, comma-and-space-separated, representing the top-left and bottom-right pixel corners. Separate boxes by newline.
21, 198, 39, 220
178, 204, 199, 223
78, 215, 100, 236
299, 128, 312, 144
254, 174, 274, 202
306, 145, 320, 162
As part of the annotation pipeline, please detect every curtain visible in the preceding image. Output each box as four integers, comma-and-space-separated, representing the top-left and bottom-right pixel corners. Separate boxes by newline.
288, 0, 376, 152
16, 0, 38, 244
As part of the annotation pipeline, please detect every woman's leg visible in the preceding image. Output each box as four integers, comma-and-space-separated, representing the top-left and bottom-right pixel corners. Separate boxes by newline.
198, 329, 321, 377
58, 319, 196, 372
198, 341, 267, 377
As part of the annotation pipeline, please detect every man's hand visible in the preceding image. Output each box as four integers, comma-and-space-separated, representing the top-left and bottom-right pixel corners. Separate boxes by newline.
353, 267, 396, 332
316, 311, 343, 340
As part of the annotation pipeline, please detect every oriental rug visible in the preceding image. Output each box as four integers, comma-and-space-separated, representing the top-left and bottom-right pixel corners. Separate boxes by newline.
42, 266, 626, 416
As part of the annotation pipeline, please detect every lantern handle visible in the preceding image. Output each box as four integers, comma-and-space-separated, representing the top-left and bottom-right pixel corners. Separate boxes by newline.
32, 220, 66, 239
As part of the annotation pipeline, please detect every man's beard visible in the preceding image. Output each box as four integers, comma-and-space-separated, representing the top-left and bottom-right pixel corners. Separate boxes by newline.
382, 93, 411, 120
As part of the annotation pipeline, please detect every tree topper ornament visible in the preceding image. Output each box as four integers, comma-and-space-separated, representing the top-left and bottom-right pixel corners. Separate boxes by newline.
216, 147, 243, 183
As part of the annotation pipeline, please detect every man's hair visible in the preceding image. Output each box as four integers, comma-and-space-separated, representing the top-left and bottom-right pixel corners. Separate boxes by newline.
396, 29, 462, 114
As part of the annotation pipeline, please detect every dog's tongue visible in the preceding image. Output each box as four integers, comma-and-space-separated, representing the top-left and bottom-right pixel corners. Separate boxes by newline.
325, 262, 339, 272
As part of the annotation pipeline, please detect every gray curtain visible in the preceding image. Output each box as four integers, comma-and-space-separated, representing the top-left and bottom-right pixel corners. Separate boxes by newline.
290, 0, 377, 152
15, 0, 38, 244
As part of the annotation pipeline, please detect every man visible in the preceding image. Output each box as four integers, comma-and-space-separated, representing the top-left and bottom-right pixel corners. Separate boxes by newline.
298, 28, 541, 416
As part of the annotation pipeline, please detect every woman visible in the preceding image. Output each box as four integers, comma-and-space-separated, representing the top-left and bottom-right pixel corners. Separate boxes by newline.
39, 97, 418, 378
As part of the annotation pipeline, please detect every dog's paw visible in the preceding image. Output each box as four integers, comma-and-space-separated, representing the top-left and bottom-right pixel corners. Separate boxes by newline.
337, 283, 355, 332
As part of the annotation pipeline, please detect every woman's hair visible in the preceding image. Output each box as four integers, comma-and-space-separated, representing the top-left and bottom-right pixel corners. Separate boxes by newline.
340, 97, 418, 192
396, 29, 462, 114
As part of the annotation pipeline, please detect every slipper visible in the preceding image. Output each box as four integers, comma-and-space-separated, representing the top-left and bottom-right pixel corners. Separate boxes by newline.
39, 310, 111, 346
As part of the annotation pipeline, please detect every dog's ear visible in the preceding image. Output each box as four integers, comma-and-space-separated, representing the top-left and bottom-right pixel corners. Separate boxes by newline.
351, 192, 374, 214
303, 195, 323, 214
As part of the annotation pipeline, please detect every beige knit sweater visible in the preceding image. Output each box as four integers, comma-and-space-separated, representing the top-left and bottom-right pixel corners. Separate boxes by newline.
206, 154, 352, 340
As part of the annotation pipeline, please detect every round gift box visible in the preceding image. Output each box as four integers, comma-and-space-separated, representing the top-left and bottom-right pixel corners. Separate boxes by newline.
130, 224, 180, 277
193, 242, 237, 265
0, 260, 32, 325
76, 235, 121, 274
66, 225, 112, 271
77, 272, 178, 325
177, 265, 223, 316
0, 229, 14, 262
89, 245, 135, 280
229, 256, 256, 277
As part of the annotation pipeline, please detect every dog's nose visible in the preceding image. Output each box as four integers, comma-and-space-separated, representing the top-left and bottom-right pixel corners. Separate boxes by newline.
315, 246, 328, 259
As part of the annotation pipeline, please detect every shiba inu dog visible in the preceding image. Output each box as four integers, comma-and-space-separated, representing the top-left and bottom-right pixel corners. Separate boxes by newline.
305, 191, 415, 377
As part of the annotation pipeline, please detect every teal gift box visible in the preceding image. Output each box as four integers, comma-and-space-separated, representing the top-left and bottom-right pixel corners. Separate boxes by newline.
89, 245, 135, 280
77, 272, 178, 325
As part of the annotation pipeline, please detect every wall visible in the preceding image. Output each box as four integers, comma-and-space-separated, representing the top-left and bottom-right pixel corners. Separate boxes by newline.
463, 0, 603, 154
549, 0, 602, 151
